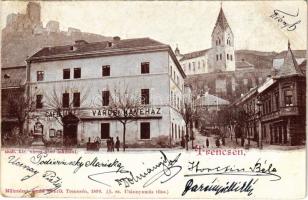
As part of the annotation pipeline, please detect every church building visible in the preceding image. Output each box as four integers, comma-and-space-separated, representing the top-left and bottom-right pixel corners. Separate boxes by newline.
176, 6, 236, 75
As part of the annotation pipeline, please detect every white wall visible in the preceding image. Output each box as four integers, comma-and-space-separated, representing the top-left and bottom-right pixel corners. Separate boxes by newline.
29, 50, 185, 144
180, 55, 208, 75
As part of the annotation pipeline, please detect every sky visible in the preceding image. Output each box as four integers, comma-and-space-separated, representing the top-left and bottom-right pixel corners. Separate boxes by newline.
1, 1, 307, 53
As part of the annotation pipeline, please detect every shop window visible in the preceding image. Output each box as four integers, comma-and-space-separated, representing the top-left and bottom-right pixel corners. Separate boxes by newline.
56, 130, 62, 137
284, 90, 293, 106
63, 69, 70, 79
74, 68, 81, 79
34, 122, 43, 136
141, 89, 149, 105
102, 65, 110, 77
102, 91, 110, 106
37, 71, 44, 81
141, 62, 150, 74
101, 123, 110, 139
63, 93, 69, 108
36, 95, 43, 109
49, 129, 55, 138
140, 122, 150, 139
73, 92, 80, 107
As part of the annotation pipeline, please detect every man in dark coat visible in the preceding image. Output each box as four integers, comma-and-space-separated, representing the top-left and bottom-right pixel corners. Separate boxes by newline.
115, 136, 120, 151
206, 138, 209, 148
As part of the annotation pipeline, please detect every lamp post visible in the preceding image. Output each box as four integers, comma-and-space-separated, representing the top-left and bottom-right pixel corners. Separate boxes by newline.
256, 99, 263, 149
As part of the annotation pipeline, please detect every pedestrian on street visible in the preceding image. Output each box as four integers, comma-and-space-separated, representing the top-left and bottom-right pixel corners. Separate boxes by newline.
206, 138, 209, 148
111, 137, 115, 152
222, 137, 225, 146
185, 134, 189, 151
215, 138, 220, 148
241, 137, 245, 147
115, 136, 120, 151
107, 137, 111, 152
181, 136, 185, 148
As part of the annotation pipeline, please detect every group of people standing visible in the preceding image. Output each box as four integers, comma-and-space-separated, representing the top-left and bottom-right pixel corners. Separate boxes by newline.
106, 136, 120, 152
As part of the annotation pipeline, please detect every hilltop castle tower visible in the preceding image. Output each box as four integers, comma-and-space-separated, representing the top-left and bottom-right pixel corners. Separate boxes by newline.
210, 6, 235, 72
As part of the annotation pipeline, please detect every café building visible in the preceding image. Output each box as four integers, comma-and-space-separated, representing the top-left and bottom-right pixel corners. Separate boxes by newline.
26, 37, 186, 146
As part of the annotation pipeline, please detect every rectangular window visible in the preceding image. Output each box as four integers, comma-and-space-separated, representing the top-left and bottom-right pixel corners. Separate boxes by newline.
102, 91, 110, 106
230, 55, 233, 61
63, 69, 70, 79
220, 54, 222, 60
227, 54, 229, 60
284, 90, 293, 106
74, 68, 81, 79
216, 55, 219, 61
101, 123, 110, 139
62, 93, 70, 108
141, 62, 150, 74
141, 89, 149, 104
275, 92, 279, 110
73, 92, 80, 107
102, 65, 110, 76
36, 95, 43, 109
140, 122, 150, 139
37, 71, 44, 81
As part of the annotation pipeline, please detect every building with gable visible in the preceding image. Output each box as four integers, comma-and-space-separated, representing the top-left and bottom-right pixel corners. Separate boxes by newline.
234, 42, 306, 146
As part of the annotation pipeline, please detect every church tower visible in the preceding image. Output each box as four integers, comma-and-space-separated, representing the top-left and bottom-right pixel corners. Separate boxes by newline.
210, 5, 235, 72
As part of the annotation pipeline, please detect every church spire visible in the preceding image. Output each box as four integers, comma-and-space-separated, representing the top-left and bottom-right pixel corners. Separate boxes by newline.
214, 4, 231, 31
276, 40, 303, 77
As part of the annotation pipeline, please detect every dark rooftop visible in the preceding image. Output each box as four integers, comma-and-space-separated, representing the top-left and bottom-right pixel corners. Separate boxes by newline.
235, 60, 254, 69
275, 43, 305, 78
179, 48, 211, 61
29, 37, 167, 59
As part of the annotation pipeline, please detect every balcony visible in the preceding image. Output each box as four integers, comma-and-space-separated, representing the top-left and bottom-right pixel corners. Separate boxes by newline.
261, 106, 299, 122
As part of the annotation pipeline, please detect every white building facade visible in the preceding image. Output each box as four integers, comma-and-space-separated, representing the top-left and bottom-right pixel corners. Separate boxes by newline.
26, 38, 186, 147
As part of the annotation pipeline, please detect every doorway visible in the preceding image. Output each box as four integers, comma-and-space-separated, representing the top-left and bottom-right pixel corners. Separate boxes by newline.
62, 113, 79, 146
